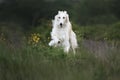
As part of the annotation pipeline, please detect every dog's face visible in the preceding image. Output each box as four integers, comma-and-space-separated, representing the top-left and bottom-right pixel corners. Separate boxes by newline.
55, 11, 69, 28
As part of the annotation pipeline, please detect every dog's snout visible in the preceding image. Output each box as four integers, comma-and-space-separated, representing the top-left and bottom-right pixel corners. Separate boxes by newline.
58, 41, 60, 44
60, 23, 62, 26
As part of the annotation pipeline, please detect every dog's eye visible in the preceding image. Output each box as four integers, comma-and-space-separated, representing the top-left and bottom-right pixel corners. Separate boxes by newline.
58, 17, 60, 19
63, 17, 65, 19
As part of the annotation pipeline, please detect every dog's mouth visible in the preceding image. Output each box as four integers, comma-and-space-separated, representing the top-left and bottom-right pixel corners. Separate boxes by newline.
60, 25, 62, 28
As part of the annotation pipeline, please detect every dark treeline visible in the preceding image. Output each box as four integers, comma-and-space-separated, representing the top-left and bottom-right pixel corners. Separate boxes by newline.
0, 0, 120, 27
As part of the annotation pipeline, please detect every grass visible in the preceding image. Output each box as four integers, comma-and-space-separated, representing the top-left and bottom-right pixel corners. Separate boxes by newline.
0, 22, 120, 80
0, 45, 88, 80
0, 41, 120, 80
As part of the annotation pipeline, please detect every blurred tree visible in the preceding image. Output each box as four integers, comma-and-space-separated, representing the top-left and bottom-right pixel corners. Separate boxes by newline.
75, 0, 119, 25
0, 0, 120, 27
111, 0, 120, 18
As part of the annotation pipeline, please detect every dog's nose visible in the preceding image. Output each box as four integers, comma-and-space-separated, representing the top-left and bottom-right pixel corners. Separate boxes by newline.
60, 23, 62, 26
58, 41, 60, 44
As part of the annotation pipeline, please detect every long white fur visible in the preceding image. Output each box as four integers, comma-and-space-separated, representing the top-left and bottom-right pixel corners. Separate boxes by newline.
49, 11, 78, 54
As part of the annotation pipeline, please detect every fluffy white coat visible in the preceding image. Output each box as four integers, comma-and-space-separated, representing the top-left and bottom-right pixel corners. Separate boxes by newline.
49, 11, 78, 53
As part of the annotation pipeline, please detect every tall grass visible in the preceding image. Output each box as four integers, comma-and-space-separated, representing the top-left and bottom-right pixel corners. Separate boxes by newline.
0, 44, 97, 80
0, 40, 120, 80
0, 22, 120, 80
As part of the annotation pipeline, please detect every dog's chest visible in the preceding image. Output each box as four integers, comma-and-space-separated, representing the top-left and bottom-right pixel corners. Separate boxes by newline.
56, 28, 68, 39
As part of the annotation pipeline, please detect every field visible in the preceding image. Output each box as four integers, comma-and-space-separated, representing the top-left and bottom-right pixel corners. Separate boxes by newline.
0, 22, 120, 80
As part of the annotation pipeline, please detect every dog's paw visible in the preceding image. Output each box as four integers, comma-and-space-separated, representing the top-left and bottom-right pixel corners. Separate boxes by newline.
49, 42, 53, 46
49, 40, 55, 46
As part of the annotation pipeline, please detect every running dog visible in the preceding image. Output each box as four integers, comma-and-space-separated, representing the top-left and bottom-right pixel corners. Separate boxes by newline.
49, 11, 78, 54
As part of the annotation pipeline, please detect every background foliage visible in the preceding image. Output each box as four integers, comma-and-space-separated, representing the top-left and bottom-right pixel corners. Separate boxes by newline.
0, 0, 120, 26
0, 0, 120, 80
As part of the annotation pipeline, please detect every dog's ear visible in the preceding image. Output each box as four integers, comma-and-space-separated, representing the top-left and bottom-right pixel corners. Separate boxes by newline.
64, 11, 67, 14
52, 20, 54, 24
66, 14, 69, 23
52, 19, 54, 24
54, 15, 58, 20
58, 11, 61, 14
52, 19, 54, 27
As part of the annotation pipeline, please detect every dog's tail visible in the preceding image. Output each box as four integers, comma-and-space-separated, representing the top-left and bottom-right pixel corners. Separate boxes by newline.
70, 30, 78, 54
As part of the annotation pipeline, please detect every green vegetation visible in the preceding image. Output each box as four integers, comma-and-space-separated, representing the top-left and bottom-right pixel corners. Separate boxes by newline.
0, 0, 120, 26
0, 40, 120, 80
0, 22, 120, 80
0, 0, 120, 79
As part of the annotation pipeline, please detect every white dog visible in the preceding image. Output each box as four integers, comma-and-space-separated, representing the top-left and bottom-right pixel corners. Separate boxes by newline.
49, 11, 78, 54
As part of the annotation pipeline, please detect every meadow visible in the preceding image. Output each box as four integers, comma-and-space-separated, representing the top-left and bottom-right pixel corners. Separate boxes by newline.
0, 21, 120, 80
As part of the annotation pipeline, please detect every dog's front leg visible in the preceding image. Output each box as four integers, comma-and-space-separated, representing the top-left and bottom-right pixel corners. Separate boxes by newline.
63, 41, 70, 53
49, 37, 60, 47
49, 39, 59, 47
49, 40, 55, 46
49, 32, 60, 46
63, 32, 71, 53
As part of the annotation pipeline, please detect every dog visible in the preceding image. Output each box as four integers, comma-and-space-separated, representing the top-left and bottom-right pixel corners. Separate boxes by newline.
49, 11, 78, 54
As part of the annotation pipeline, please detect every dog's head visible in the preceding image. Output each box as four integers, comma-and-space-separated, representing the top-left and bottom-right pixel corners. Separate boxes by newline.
54, 11, 69, 28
